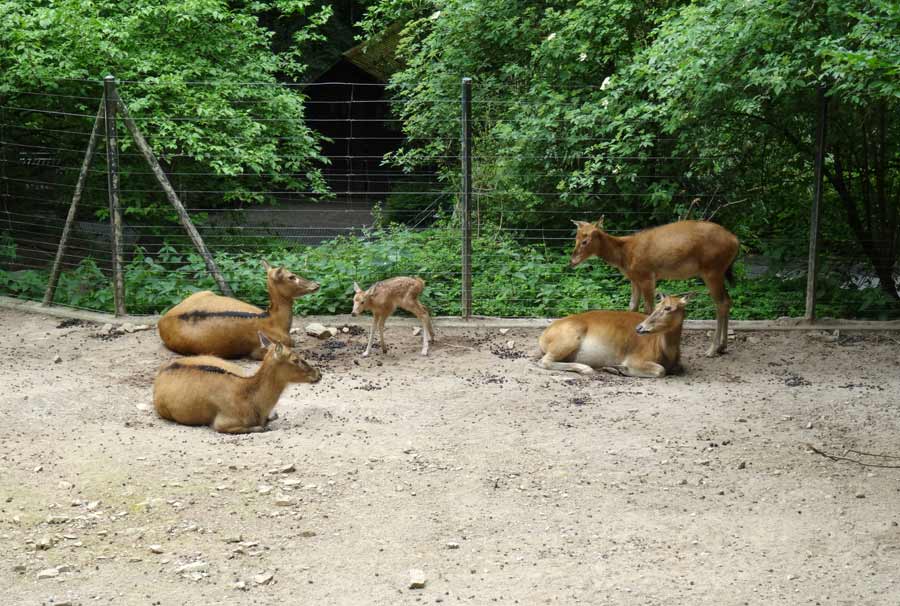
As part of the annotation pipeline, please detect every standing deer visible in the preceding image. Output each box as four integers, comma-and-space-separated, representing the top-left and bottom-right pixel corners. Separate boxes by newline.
570, 218, 738, 357
153, 332, 321, 434
538, 293, 692, 378
351, 276, 435, 356
158, 260, 319, 359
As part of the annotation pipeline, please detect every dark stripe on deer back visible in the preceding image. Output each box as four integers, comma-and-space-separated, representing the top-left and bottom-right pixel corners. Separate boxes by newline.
164, 362, 243, 378
177, 310, 269, 322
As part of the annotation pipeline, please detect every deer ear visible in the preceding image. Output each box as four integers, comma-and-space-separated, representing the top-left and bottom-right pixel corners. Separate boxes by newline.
595, 216, 605, 228
353, 281, 362, 293
262, 260, 272, 271
677, 292, 696, 305
258, 331, 274, 349
657, 292, 666, 303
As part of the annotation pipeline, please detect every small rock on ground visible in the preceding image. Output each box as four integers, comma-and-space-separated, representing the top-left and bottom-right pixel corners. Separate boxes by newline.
408, 568, 427, 589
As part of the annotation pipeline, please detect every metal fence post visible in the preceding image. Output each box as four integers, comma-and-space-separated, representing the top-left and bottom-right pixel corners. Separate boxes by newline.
104, 75, 126, 316
805, 86, 828, 322
460, 77, 473, 320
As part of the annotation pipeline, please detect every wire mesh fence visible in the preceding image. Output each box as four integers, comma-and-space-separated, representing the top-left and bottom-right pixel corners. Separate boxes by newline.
1, 77, 898, 320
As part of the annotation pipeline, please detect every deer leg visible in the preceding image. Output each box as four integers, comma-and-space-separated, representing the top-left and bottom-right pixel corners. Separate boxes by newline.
403, 300, 434, 354
362, 317, 377, 357
213, 416, 267, 434
540, 353, 595, 375
539, 331, 593, 375
628, 281, 640, 312
620, 359, 667, 378
377, 314, 388, 354
636, 276, 656, 314
419, 316, 430, 356
703, 274, 731, 357
422, 307, 435, 343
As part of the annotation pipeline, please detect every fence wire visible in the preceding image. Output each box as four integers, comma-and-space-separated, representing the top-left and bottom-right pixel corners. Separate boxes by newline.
1, 79, 898, 320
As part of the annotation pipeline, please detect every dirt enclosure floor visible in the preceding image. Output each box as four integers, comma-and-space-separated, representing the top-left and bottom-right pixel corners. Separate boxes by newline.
2, 308, 900, 606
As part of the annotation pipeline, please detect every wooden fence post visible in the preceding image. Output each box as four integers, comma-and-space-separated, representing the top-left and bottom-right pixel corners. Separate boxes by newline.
805, 86, 829, 322
460, 77, 473, 320
104, 76, 127, 316
43, 97, 105, 306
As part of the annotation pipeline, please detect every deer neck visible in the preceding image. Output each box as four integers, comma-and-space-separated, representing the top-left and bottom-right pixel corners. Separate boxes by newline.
246, 363, 289, 419
593, 232, 628, 270
266, 282, 294, 333
657, 324, 683, 367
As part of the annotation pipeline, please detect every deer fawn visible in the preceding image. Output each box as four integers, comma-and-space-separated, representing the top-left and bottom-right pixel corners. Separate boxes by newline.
351, 276, 435, 356
539, 293, 693, 378
158, 260, 319, 359
153, 332, 321, 433
570, 218, 738, 357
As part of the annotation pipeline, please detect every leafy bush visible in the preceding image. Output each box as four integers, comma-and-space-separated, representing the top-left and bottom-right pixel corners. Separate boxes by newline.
2, 225, 897, 320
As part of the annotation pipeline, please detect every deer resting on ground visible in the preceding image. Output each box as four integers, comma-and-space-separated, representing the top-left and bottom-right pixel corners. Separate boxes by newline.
538, 293, 692, 378
570, 218, 738, 357
153, 332, 321, 433
351, 276, 435, 356
158, 260, 319, 359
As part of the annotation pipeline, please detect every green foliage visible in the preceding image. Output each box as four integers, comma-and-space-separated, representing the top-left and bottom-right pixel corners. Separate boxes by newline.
365, 0, 899, 294
2, 225, 896, 319
0, 0, 331, 219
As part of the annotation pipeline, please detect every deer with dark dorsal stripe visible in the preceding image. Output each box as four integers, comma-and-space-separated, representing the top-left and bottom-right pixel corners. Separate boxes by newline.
158, 260, 319, 359
153, 332, 321, 433
570, 218, 738, 357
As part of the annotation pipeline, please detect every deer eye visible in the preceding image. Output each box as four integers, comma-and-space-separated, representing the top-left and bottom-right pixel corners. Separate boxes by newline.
581, 239, 588, 246
664, 306, 673, 312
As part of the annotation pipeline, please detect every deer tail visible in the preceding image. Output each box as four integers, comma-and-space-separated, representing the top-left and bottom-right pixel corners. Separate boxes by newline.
725, 262, 736, 286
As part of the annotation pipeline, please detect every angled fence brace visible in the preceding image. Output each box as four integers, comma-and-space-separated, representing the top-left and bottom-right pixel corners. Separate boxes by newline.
43, 98, 105, 307
114, 92, 233, 297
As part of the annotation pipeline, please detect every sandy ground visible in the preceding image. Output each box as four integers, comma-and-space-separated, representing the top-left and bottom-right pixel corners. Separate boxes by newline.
2, 308, 900, 606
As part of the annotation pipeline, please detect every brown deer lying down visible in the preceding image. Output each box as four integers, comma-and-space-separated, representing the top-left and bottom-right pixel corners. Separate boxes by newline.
351, 276, 435, 356
153, 333, 321, 433
538, 293, 692, 378
158, 260, 319, 359
570, 218, 738, 357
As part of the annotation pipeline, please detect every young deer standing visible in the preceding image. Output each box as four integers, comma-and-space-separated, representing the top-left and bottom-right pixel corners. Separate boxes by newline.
538, 293, 693, 378
153, 332, 321, 433
158, 260, 319, 359
351, 276, 435, 356
570, 218, 738, 357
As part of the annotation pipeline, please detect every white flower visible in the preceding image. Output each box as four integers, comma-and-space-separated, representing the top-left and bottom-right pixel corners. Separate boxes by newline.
601, 98, 609, 108
430, 10, 441, 19
578, 52, 587, 62
546, 32, 556, 41
600, 76, 611, 90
